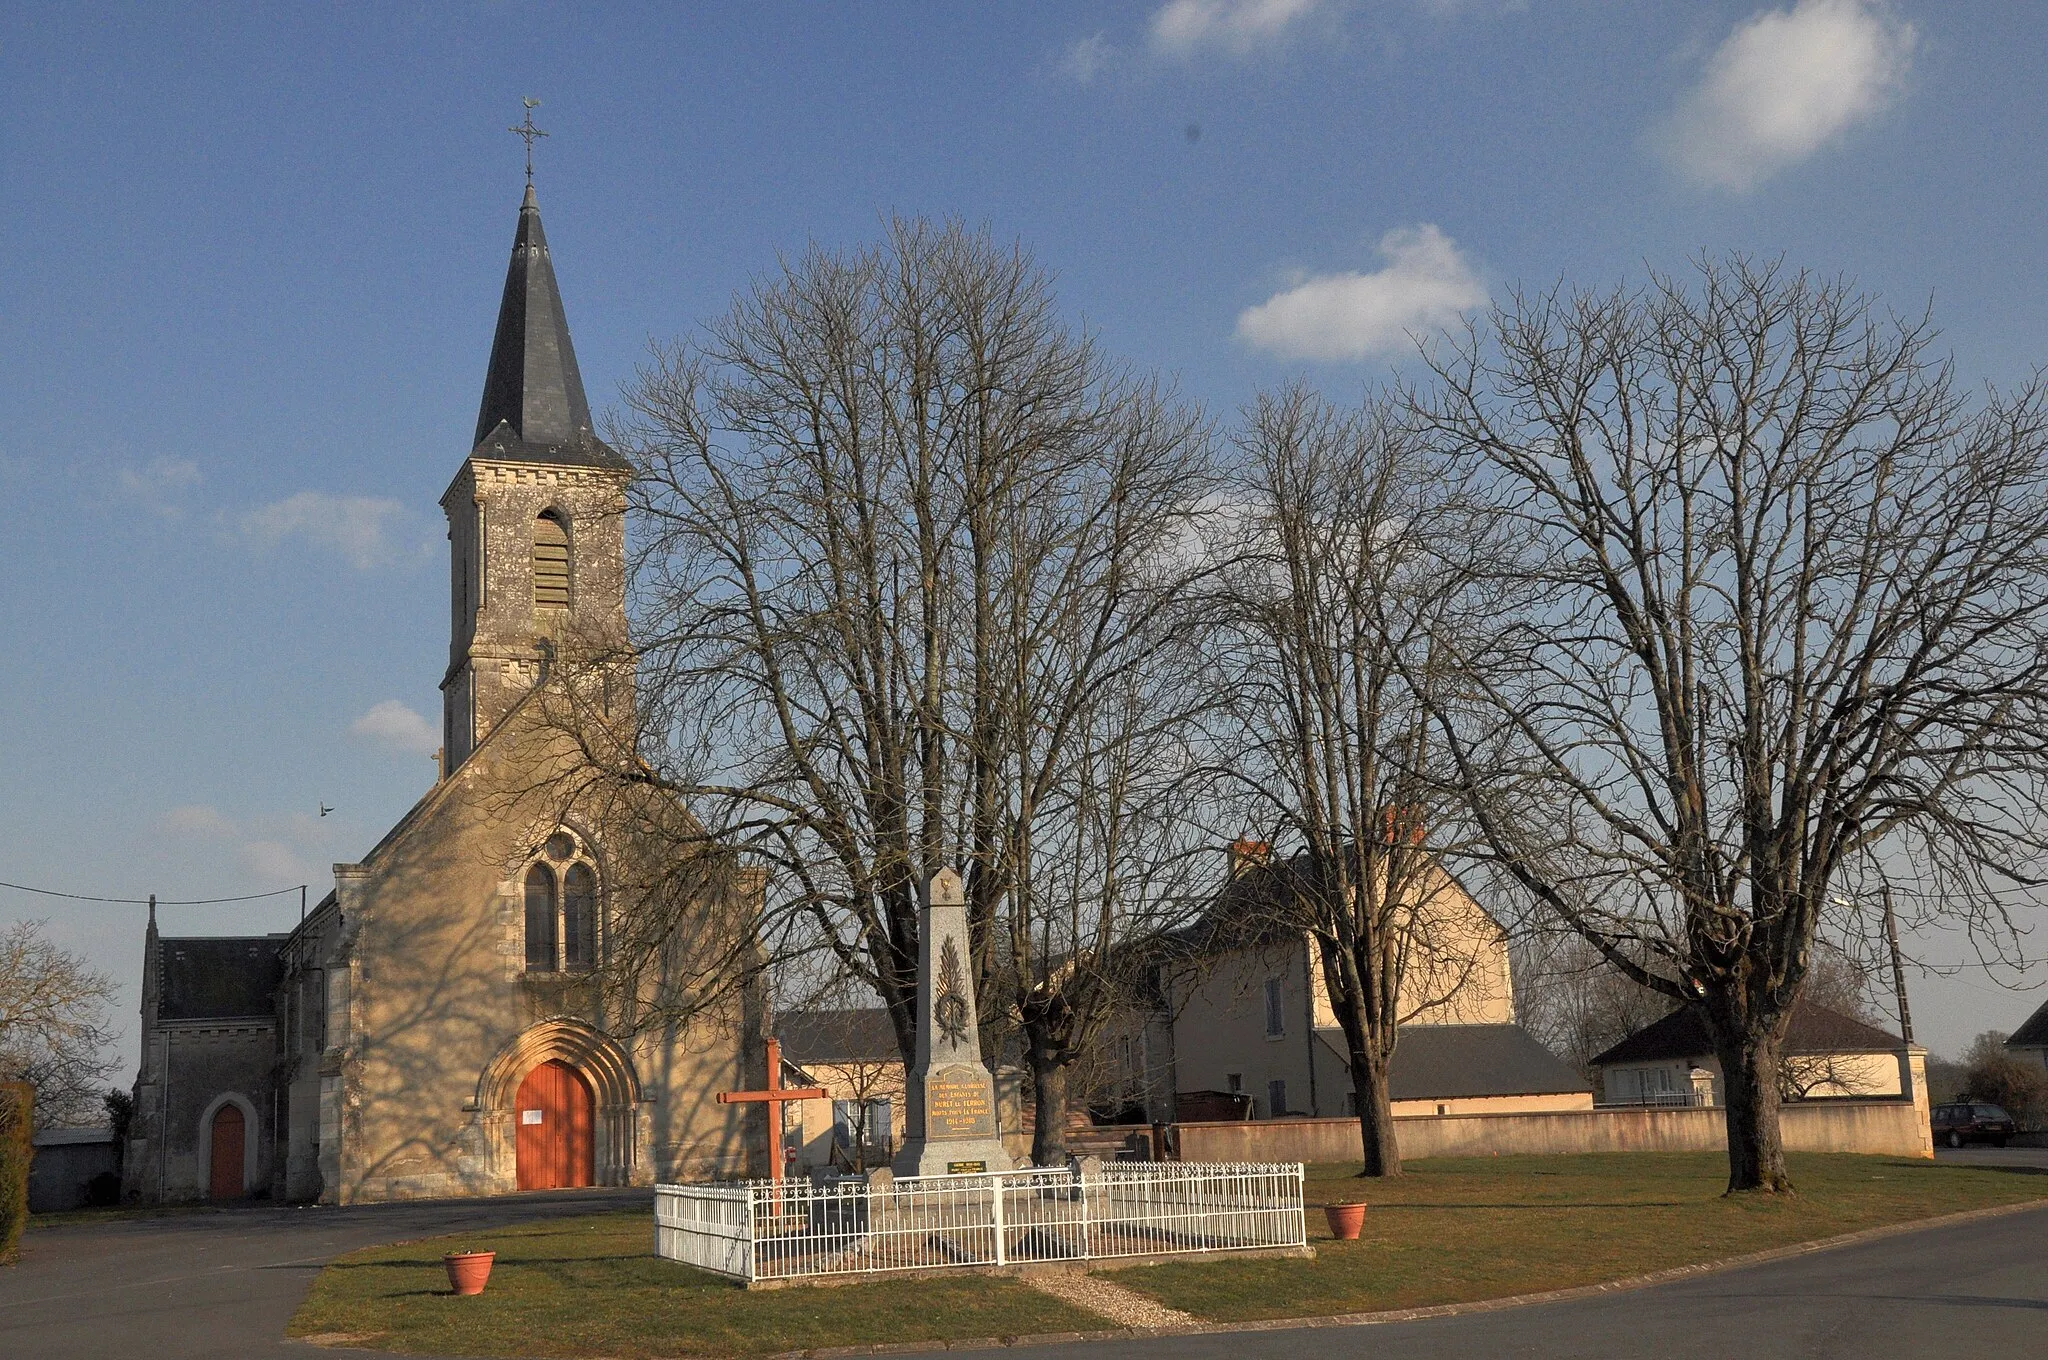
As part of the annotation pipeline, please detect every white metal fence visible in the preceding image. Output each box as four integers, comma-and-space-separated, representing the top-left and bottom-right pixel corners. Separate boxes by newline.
656, 1161, 1305, 1283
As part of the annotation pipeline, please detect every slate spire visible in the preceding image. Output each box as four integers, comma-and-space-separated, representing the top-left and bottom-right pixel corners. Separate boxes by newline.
472, 184, 608, 458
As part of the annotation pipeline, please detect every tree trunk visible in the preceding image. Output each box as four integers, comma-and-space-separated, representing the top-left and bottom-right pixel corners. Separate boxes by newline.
1028, 1050, 1072, 1166
1348, 1046, 1402, 1177
1714, 1026, 1792, 1194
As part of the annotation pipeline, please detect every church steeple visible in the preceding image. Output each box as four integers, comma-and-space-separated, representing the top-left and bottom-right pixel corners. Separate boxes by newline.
471, 185, 621, 466
440, 178, 635, 774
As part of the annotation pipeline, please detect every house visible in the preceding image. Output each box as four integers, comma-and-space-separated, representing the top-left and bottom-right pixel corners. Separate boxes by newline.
123, 178, 762, 1204
776, 1008, 907, 1174
1590, 1000, 1911, 1107
28, 1126, 120, 1213
2005, 999, 2048, 1073
1133, 843, 1592, 1122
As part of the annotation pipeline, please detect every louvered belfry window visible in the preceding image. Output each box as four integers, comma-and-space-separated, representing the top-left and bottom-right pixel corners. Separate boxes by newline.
533, 511, 571, 608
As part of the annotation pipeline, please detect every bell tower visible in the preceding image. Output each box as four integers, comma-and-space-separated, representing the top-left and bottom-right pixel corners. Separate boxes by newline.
439, 184, 634, 771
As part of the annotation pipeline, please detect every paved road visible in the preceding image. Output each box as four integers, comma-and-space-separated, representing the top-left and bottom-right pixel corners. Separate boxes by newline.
0, 1188, 650, 1359
1033, 1200, 2048, 1360
1935, 1143, 2048, 1171
5, 1187, 2044, 1358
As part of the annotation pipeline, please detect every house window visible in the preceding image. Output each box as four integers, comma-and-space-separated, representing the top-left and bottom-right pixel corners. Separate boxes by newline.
1269, 1079, 1288, 1117
524, 835, 599, 973
1264, 978, 1286, 1037
833, 1099, 893, 1152
1226, 1072, 1243, 1094
534, 510, 571, 609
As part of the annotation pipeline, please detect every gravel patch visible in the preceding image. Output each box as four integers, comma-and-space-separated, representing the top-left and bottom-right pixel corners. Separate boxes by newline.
1023, 1270, 1198, 1329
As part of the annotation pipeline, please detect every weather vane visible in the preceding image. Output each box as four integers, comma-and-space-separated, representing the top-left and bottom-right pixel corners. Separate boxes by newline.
509, 97, 548, 184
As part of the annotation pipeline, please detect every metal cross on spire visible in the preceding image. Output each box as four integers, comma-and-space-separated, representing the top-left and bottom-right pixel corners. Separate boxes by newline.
509, 97, 548, 184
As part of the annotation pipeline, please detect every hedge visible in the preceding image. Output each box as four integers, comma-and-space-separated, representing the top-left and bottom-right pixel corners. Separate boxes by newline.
0, 1081, 31, 1264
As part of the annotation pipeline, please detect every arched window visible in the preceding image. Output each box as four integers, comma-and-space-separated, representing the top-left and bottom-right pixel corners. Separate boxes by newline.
534, 511, 571, 609
563, 863, 597, 972
524, 864, 558, 970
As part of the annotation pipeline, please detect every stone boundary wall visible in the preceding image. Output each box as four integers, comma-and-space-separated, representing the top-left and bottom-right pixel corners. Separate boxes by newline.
1175, 1099, 1934, 1163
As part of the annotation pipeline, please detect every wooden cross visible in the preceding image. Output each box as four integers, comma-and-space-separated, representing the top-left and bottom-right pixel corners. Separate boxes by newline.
509, 97, 548, 184
717, 1038, 828, 1181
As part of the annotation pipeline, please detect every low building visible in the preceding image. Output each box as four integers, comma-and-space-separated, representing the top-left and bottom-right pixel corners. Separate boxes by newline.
2005, 999, 2048, 1073
1138, 842, 1592, 1121
28, 1126, 120, 1213
1590, 1000, 1912, 1107
777, 1008, 907, 1174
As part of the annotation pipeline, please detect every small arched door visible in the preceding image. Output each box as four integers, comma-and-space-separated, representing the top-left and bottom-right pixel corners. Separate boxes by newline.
208, 1103, 246, 1199
514, 1060, 595, 1190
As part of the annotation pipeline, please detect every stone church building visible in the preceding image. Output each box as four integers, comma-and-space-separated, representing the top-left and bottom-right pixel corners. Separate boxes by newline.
125, 183, 761, 1204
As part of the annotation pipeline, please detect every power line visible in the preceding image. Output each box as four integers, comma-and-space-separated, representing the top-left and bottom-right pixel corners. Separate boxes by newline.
0, 878, 307, 906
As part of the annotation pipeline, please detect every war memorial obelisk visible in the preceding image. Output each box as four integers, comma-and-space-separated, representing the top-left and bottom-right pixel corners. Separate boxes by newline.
894, 867, 1013, 1176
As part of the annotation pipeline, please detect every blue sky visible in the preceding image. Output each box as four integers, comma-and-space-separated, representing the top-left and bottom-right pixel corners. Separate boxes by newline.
4, 1, 2044, 1077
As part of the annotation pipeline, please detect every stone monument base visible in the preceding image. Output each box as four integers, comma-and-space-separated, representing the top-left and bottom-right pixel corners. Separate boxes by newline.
892, 1137, 1013, 1178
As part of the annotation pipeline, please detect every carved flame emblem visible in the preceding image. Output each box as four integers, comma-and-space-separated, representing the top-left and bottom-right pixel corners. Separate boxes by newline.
936, 936, 970, 1047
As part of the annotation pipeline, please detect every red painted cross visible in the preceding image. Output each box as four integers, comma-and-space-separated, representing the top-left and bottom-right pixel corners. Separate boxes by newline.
717, 1038, 828, 1181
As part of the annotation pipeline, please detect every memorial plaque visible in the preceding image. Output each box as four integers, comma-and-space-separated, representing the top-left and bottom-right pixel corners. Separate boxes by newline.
946, 1160, 987, 1174
926, 1065, 997, 1138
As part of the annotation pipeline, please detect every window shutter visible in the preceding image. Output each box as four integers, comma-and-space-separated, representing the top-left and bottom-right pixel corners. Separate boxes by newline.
534, 513, 571, 608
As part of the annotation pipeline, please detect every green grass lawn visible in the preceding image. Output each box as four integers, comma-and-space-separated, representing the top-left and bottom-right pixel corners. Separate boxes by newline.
1112, 1152, 2048, 1321
288, 1211, 1098, 1358
289, 1153, 2048, 1357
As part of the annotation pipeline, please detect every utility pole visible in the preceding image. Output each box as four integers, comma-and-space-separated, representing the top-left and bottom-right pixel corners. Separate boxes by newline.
1882, 886, 1914, 1046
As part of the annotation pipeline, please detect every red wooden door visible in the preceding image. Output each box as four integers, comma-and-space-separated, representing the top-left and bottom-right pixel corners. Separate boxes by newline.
208, 1103, 245, 1199
514, 1060, 594, 1189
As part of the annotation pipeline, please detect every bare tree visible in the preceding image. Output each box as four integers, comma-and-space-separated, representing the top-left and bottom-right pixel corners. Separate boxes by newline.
1515, 931, 1876, 1080
1512, 931, 1672, 1078
1202, 385, 1509, 1176
0, 921, 116, 1127
600, 220, 1215, 1161
1424, 257, 2048, 1192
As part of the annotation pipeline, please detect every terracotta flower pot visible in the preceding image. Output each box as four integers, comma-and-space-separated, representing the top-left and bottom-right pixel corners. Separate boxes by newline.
444, 1250, 496, 1296
1325, 1202, 1368, 1240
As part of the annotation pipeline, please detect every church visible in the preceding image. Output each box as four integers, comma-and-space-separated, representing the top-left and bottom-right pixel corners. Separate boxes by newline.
124, 180, 762, 1204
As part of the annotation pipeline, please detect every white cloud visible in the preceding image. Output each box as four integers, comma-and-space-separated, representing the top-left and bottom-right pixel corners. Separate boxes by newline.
119, 457, 202, 517
1149, 0, 1326, 56
1654, 0, 1915, 193
1236, 224, 1488, 361
237, 839, 312, 885
1062, 32, 1116, 82
238, 491, 414, 570
160, 803, 238, 838
350, 699, 440, 756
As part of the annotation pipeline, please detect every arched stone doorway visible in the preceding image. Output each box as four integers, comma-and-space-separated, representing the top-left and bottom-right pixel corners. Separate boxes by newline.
476, 1018, 645, 1191
515, 1060, 595, 1189
208, 1103, 246, 1199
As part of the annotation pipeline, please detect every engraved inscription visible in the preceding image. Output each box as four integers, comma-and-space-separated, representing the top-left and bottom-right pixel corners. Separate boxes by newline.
925, 1065, 996, 1138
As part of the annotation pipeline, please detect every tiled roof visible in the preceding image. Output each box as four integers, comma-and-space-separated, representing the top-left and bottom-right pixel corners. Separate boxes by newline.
470, 183, 629, 471
777, 1008, 903, 1065
2007, 997, 2048, 1048
1589, 999, 1901, 1067
157, 936, 284, 1021
1383, 1023, 1593, 1100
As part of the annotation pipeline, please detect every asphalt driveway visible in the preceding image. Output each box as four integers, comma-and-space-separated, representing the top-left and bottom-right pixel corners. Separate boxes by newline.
0, 1188, 650, 1360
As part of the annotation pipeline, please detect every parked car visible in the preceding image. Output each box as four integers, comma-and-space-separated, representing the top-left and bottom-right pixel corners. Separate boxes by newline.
1931, 1102, 2017, 1148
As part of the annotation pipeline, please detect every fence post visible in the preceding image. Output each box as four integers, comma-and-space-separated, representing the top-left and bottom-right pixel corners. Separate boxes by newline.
745, 1182, 761, 1282
991, 1173, 1007, 1267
